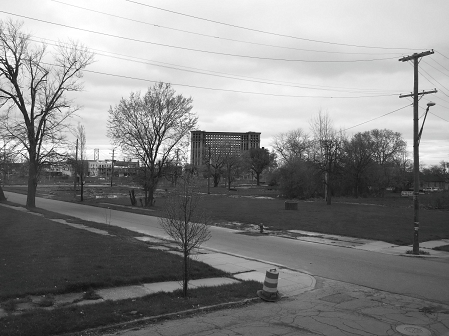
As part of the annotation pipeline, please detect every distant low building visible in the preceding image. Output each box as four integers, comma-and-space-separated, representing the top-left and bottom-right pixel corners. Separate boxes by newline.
42, 162, 73, 177
421, 175, 449, 190
190, 131, 261, 166
87, 160, 139, 177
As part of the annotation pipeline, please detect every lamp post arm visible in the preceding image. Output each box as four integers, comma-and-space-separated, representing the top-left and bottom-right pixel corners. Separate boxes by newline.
418, 106, 432, 146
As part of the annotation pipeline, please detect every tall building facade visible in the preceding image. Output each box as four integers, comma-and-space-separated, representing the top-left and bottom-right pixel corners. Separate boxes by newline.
190, 131, 261, 166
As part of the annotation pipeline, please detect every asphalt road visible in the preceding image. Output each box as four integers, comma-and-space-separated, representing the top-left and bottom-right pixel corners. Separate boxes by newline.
4, 191, 449, 305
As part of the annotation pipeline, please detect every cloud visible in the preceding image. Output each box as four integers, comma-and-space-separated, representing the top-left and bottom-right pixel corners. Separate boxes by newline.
2, 0, 448, 166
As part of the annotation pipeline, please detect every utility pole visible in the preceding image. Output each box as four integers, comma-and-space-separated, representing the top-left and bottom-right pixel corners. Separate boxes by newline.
399, 50, 437, 255
207, 146, 211, 194
321, 139, 332, 205
110, 148, 115, 187
74, 139, 78, 197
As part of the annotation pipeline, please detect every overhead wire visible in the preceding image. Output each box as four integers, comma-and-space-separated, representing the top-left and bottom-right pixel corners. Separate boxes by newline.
429, 111, 449, 122
30, 36, 404, 95
420, 65, 449, 93
427, 57, 449, 74
82, 68, 399, 99
124, 0, 418, 51
437, 51, 449, 60
418, 69, 449, 98
0, 10, 399, 63
342, 104, 412, 131
50, 0, 406, 56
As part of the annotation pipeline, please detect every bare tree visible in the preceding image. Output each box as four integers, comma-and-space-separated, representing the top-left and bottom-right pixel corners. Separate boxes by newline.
107, 82, 197, 206
159, 172, 211, 297
0, 20, 94, 208
310, 111, 345, 205
272, 128, 311, 164
208, 148, 227, 187
74, 123, 87, 201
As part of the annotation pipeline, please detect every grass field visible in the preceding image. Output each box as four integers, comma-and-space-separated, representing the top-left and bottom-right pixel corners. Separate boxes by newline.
0, 205, 227, 300
4, 183, 449, 245
0, 204, 260, 335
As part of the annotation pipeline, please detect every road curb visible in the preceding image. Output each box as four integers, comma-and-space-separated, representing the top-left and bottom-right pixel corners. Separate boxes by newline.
60, 297, 260, 336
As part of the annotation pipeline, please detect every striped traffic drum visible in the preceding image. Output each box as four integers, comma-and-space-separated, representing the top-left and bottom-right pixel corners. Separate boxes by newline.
257, 268, 281, 302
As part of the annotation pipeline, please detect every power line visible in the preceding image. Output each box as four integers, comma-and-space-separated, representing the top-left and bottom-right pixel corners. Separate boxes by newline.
96, 51, 400, 94
419, 67, 449, 95
418, 69, 449, 98
427, 57, 449, 74
30, 36, 404, 95
0, 10, 399, 63
437, 51, 449, 60
83, 68, 399, 99
342, 104, 412, 131
50, 0, 406, 56
125, 0, 418, 51
429, 111, 449, 122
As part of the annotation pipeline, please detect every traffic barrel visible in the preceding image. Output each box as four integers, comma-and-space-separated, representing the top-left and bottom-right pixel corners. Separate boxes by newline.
257, 268, 281, 302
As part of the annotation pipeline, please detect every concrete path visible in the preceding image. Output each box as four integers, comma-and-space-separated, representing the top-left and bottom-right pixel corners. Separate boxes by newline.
285, 230, 449, 258
100, 277, 449, 336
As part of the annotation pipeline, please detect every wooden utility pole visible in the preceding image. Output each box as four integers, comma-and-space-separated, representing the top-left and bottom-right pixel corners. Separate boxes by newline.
207, 146, 211, 194
399, 50, 437, 255
74, 139, 78, 197
110, 148, 115, 187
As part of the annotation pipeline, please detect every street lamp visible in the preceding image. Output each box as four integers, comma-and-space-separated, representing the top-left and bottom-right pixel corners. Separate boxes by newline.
413, 101, 436, 254
418, 102, 436, 145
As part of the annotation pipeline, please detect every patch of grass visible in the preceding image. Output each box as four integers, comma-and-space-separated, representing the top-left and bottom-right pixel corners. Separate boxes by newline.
35, 295, 55, 308
0, 206, 227, 300
5, 184, 449, 245
434, 245, 449, 252
153, 193, 447, 246
406, 249, 430, 255
1, 299, 18, 313
0, 281, 260, 336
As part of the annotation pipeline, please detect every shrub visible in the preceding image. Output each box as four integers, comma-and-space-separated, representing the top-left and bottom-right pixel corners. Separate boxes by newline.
278, 159, 320, 199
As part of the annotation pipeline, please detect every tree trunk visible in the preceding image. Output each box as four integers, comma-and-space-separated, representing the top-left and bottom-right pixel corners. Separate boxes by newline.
26, 158, 38, 208
326, 173, 332, 205
213, 174, 220, 187
183, 219, 189, 297
0, 185, 6, 202
256, 172, 260, 186
183, 250, 188, 297
80, 171, 84, 202
146, 182, 155, 207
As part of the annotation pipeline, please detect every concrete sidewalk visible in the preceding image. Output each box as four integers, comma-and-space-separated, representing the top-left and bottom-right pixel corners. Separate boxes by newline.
99, 276, 449, 336
284, 229, 449, 258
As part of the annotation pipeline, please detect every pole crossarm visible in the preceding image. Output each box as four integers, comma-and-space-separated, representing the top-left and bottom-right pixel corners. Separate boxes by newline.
398, 50, 434, 62
399, 89, 437, 98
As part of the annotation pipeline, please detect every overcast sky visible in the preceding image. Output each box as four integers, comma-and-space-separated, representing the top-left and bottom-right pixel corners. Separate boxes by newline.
2, 0, 449, 165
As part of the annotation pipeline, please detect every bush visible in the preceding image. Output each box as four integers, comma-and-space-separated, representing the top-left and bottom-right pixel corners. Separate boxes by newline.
278, 159, 320, 199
